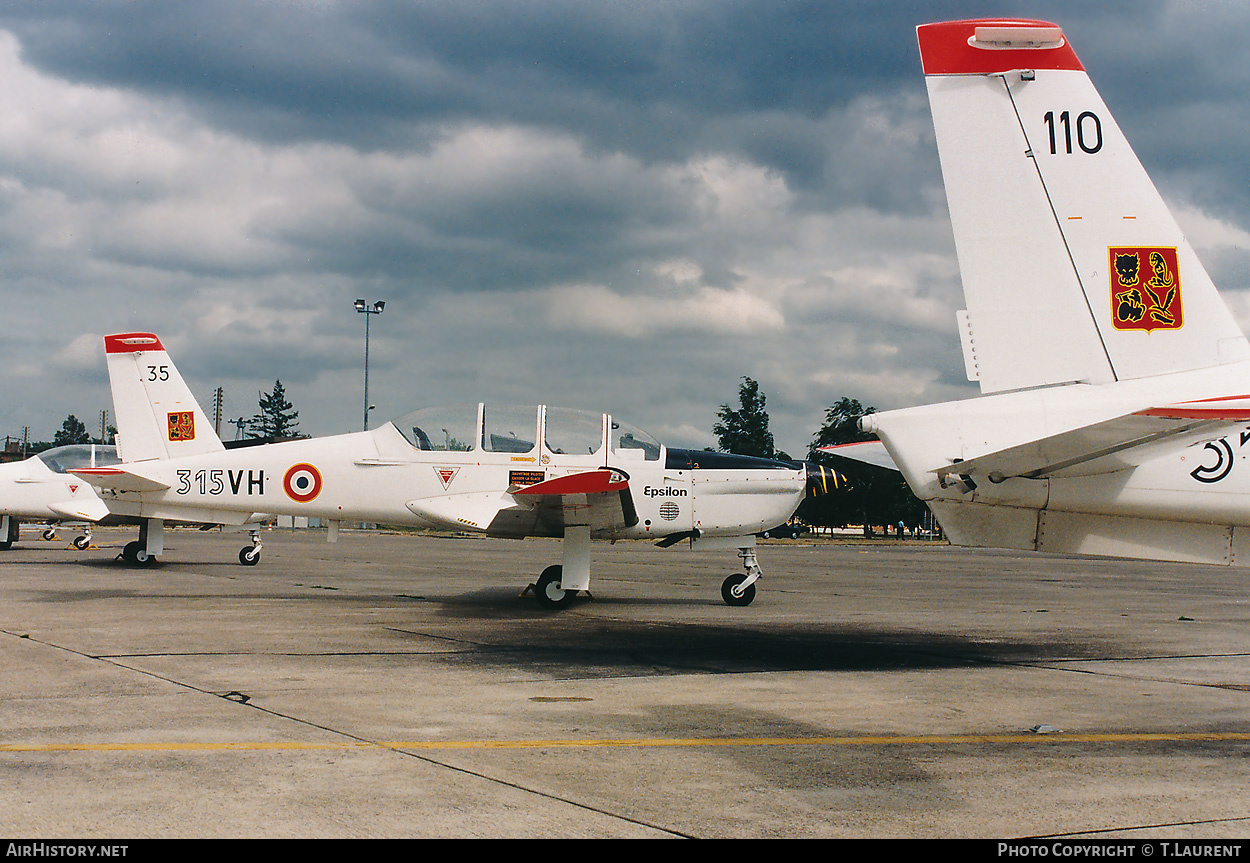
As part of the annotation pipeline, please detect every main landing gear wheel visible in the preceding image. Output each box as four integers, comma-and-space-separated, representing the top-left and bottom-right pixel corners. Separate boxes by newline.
73, 535, 90, 550
238, 547, 260, 566
534, 564, 577, 610
721, 573, 757, 607
43, 528, 58, 541
122, 540, 157, 567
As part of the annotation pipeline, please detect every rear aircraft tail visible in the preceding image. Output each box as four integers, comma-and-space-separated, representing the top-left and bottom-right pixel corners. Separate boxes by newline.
104, 333, 224, 462
918, 19, 1249, 394
862, 21, 1250, 566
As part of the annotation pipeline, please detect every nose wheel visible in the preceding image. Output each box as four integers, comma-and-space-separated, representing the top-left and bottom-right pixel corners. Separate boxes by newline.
720, 547, 762, 606
238, 530, 262, 566
71, 525, 93, 550
721, 573, 756, 606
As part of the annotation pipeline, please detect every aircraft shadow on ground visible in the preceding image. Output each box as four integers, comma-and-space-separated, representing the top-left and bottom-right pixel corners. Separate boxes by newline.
19, 558, 1124, 675
400, 589, 1124, 675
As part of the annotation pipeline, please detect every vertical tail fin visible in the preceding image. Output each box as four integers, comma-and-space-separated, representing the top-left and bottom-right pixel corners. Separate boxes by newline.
918, 19, 1249, 394
104, 333, 224, 462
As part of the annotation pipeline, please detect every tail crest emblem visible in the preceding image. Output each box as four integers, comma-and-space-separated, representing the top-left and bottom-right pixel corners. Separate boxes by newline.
1110, 247, 1183, 332
167, 411, 196, 442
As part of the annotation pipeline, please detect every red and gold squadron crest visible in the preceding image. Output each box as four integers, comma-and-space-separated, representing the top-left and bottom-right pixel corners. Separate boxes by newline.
167, 411, 196, 442
1110, 246, 1183, 332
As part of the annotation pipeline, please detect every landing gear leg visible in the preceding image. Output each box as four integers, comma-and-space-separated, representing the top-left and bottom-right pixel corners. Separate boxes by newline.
238, 530, 262, 566
0, 517, 17, 550
721, 546, 762, 606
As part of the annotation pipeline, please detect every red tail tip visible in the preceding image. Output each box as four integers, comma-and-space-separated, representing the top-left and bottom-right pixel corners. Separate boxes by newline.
104, 333, 165, 354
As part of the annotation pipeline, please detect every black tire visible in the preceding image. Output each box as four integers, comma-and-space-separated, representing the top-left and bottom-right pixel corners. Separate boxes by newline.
133, 548, 157, 567
721, 573, 757, 607
122, 540, 142, 563
43, 528, 58, 541
239, 547, 260, 566
73, 536, 90, 550
534, 564, 576, 609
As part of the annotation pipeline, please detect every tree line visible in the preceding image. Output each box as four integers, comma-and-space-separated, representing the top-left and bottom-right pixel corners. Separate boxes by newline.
713, 376, 926, 531
13, 380, 302, 456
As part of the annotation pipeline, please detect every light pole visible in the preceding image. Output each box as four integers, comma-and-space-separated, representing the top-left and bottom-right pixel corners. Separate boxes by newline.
354, 299, 385, 430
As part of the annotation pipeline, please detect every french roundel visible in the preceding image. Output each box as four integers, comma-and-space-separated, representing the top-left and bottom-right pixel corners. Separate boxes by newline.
283, 463, 323, 503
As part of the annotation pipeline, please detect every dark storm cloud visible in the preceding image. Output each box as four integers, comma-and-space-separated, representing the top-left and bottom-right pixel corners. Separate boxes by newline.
1, 0, 1248, 451
0, 0, 1164, 204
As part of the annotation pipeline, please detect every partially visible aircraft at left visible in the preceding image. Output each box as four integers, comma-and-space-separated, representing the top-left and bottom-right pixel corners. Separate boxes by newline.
0, 444, 119, 550
0, 442, 267, 562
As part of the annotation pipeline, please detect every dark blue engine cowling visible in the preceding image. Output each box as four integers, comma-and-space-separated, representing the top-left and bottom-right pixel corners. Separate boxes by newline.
663, 449, 839, 498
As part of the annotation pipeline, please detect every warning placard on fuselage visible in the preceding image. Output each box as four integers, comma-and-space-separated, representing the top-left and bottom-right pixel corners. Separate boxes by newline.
509, 470, 545, 487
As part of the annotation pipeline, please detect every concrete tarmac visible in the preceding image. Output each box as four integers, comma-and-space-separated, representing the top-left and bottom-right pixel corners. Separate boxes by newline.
1, 526, 1248, 839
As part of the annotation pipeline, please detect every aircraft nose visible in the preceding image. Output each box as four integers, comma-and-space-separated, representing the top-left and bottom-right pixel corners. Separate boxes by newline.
805, 462, 844, 498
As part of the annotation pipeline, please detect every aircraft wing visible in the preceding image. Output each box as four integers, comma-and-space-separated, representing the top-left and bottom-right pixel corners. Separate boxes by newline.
818, 441, 898, 471
932, 397, 1250, 482
47, 498, 113, 522
406, 469, 638, 539
509, 469, 638, 536
68, 466, 172, 493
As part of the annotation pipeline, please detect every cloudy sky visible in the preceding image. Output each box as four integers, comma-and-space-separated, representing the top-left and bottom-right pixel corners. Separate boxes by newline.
3, 0, 1249, 456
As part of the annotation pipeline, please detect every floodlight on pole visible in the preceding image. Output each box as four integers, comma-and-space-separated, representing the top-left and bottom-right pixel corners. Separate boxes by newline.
355, 299, 385, 431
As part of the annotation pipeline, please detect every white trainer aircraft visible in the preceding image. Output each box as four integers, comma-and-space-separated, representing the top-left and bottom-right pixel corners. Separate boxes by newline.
73, 333, 839, 607
831, 18, 1250, 567
0, 444, 120, 550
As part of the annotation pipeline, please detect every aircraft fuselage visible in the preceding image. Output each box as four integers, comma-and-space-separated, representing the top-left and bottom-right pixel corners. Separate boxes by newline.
94, 419, 807, 542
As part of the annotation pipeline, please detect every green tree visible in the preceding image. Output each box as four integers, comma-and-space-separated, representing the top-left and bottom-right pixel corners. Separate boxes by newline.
52, 415, 90, 447
247, 380, 301, 439
811, 397, 876, 449
713, 376, 776, 458
797, 397, 927, 533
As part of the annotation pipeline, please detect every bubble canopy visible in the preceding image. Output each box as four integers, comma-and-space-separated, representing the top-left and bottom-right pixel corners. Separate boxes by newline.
36, 444, 121, 474
389, 405, 661, 461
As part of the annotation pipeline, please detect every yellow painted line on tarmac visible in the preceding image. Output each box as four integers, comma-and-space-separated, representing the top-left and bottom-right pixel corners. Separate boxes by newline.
3, 732, 1250, 754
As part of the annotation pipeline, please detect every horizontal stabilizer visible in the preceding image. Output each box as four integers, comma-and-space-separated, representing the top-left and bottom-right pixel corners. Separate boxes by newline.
818, 441, 898, 472
69, 466, 172, 493
932, 398, 1250, 482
